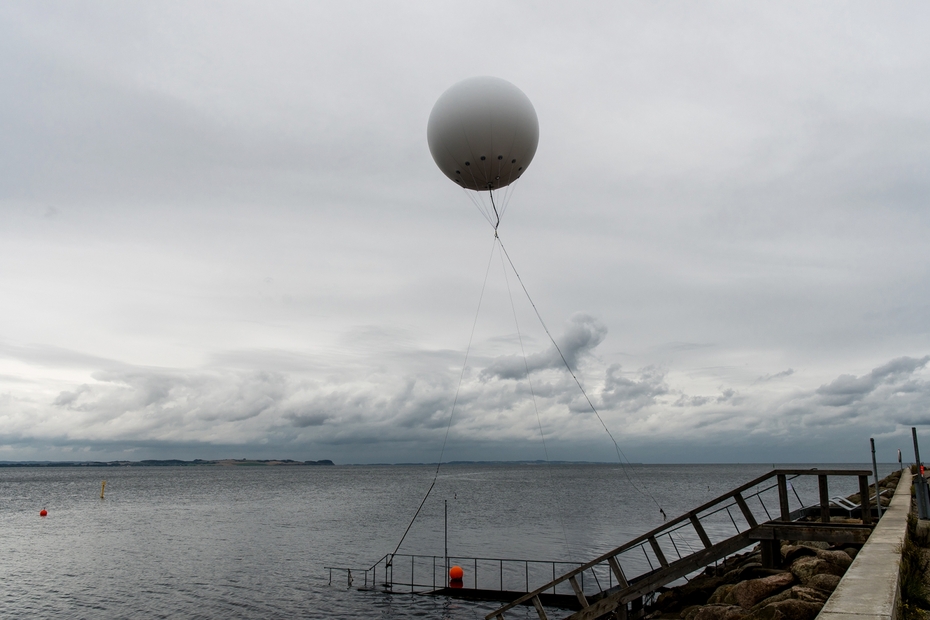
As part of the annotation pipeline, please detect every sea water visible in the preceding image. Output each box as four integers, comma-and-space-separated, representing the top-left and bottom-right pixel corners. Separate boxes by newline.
0, 463, 898, 619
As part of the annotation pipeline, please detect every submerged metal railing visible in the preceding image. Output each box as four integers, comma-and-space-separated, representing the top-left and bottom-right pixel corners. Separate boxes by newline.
327, 552, 585, 597
326, 468, 879, 620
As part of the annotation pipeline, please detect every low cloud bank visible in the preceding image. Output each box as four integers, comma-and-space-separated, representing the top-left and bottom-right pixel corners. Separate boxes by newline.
1, 320, 928, 462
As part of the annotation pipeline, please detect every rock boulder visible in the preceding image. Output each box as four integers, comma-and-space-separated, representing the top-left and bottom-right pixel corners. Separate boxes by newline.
724, 572, 796, 609
744, 599, 822, 620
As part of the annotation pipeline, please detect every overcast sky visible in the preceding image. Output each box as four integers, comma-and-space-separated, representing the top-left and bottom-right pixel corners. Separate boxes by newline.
2, 1, 929, 464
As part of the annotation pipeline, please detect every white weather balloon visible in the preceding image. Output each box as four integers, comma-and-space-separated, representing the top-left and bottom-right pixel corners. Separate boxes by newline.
427, 76, 539, 192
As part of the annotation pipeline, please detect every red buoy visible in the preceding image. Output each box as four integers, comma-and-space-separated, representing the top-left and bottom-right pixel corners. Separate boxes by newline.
449, 565, 464, 580
39, 509, 47, 517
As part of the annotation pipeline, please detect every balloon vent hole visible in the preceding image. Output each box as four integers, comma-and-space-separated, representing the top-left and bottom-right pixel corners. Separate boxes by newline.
455, 170, 460, 174
498, 155, 503, 160
511, 159, 516, 163
480, 156, 486, 160
518, 167, 523, 170
465, 162, 470, 166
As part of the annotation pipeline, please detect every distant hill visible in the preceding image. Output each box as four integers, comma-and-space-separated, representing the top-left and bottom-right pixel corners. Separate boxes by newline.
0, 459, 335, 467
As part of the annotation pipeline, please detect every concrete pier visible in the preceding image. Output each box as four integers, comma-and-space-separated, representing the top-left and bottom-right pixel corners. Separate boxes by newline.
816, 468, 912, 620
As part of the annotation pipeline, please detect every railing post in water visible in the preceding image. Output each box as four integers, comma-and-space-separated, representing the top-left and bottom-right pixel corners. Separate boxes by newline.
776, 474, 790, 520
818, 475, 830, 523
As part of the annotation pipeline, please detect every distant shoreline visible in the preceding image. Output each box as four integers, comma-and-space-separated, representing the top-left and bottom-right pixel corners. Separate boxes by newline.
0, 459, 335, 468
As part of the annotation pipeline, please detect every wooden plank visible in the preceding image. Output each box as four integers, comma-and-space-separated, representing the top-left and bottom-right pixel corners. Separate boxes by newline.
749, 523, 873, 544
733, 492, 758, 528
607, 556, 628, 588
773, 469, 871, 476
689, 512, 713, 548
859, 475, 873, 525
568, 575, 589, 608
531, 595, 549, 620
648, 536, 669, 567
818, 475, 830, 523
564, 532, 755, 620
777, 475, 791, 521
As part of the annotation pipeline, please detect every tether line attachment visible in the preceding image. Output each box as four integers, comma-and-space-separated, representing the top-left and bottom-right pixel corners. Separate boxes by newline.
387, 235, 498, 562
496, 233, 666, 515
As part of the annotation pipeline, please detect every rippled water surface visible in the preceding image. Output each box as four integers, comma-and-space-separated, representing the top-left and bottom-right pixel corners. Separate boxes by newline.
0, 462, 897, 618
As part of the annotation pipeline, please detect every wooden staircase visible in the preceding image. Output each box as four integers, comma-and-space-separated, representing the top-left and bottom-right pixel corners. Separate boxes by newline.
486, 469, 877, 620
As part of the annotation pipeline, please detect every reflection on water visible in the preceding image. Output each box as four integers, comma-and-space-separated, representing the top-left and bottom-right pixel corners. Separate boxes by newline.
0, 463, 897, 618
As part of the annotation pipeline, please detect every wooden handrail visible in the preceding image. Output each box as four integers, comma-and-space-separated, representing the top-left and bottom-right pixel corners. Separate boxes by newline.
486, 468, 872, 619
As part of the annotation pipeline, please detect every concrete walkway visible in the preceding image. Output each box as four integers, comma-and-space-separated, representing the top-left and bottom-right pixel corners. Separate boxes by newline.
816, 468, 912, 620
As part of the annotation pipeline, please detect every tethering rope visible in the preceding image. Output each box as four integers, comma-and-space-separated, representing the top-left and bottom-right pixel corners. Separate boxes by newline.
498, 237, 574, 561
387, 235, 497, 564
389, 188, 666, 563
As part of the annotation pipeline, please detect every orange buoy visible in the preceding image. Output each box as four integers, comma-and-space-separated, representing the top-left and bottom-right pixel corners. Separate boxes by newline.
39, 509, 47, 517
449, 565, 464, 580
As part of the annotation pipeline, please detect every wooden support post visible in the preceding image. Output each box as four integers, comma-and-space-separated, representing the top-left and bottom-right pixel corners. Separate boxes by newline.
777, 474, 790, 521
689, 512, 713, 549
760, 539, 781, 569
607, 556, 629, 588
734, 492, 758, 528
648, 536, 669, 567
858, 475, 873, 525
569, 575, 589, 608
531, 595, 549, 620
818, 475, 830, 523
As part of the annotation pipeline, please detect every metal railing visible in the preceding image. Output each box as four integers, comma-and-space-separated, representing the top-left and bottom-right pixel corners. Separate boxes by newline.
487, 468, 874, 620
327, 552, 586, 597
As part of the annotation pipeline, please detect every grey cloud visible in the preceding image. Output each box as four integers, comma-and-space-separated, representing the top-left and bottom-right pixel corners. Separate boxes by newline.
285, 412, 329, 428
52, 369, 288, 432
600, 364, 668, 412
673, 387, 738, 408
480, 314, 607, 381
0, 341, 128, 372
814, 356, 930, 407
756, 369, 795, 383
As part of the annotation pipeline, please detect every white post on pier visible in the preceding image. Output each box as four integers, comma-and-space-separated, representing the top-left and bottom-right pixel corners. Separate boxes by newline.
444, 499, 448, 585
